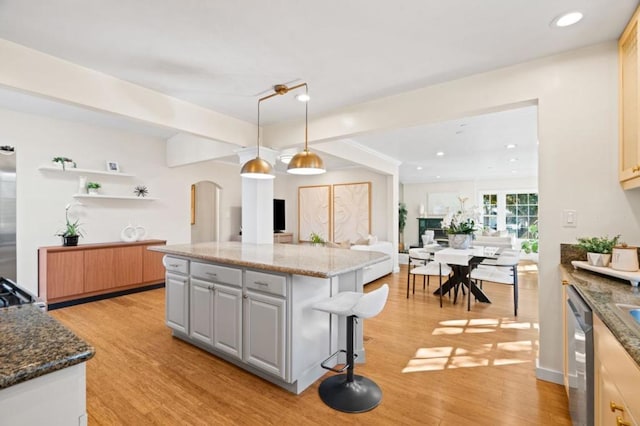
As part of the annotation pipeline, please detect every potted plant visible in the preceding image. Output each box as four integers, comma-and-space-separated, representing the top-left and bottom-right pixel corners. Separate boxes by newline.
52, 156, 76, 171
398, 202, 407, 252
441, 198, 479, 249
521, 223, 539, 254
87, 181, 101, 195
57, 204, 84, 246
309, 232, 325, 246
576, 234, 621, 267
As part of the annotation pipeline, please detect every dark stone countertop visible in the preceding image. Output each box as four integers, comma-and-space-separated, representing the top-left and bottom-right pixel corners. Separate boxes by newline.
560, 263, 640, 366
0, 304, 95, 389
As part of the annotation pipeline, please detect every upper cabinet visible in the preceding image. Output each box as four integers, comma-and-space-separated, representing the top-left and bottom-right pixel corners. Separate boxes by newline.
619, 7, 640, 189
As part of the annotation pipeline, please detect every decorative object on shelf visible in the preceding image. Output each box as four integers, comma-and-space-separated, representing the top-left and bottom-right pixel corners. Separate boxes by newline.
611, 243, 639, 271
398, 202, 407, 252
52, 156, 76, 171
133, 185, 149, 197
56, 203, 84, 246
120, 224, 147, 242
576, 234, 621, 267
86, 181, 101, 195
106, 161, 120, 172
441, 197, 479, 249
78, 176, 87, 194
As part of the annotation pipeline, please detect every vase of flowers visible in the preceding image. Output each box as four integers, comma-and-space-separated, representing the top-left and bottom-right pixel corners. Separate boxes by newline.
441, 197, 479, 249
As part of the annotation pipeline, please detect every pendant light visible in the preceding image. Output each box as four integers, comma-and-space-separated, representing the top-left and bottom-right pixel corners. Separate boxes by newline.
240, 92, 275, 179
287, 84, 325, 175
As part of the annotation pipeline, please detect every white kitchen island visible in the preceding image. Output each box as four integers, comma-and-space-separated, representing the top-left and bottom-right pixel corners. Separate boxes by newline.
150, 242, 389, 394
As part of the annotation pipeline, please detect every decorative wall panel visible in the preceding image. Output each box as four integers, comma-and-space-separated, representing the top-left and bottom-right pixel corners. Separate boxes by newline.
333, 182, 371, 243
298, 185, 331, 243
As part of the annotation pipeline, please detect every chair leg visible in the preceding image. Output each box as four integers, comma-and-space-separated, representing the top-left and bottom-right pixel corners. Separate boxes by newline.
438, 265, 443, 308
406, 267, 410, 298
513, 265, 519, 316
317, 315, 382, 413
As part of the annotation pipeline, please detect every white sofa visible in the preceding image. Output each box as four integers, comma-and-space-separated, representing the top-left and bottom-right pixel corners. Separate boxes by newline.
350, 241, 394, 284
473, 235, 515, 249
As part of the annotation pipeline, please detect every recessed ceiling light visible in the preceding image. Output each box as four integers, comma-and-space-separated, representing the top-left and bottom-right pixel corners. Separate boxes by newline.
505, 144, 517, 149
436, 151, 445, 157
416, 166, 423, 171
296, 93, 310, 102
436, 175, 441, 179
509, 158, 518, 162
279, 154, 293, 164
511, 170, 518, 174
552, 11, 583, 28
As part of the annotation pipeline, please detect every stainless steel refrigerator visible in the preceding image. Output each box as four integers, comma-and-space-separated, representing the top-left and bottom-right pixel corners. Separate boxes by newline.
0, 146, 16, 281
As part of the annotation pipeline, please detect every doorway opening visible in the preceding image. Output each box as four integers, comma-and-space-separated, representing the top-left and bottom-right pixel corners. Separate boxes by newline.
190, 181, 221, 243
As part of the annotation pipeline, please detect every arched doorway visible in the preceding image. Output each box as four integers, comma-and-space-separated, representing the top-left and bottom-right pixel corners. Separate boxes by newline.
190, 181, 221, 243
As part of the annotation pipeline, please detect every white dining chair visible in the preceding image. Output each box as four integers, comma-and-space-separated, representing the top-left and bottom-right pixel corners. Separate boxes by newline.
407, 248, 452, 307
469, 252, 520, 315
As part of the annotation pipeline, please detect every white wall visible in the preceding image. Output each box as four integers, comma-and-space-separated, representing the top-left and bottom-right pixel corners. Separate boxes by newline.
265, 42, 640, 383
402, 176, 537, 247
0, 108, 242, 296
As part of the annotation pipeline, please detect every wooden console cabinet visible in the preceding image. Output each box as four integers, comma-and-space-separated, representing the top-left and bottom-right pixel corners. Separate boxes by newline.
39, 240, 166, 305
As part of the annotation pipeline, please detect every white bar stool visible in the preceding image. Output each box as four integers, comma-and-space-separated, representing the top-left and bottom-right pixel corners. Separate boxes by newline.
312, 284, 389, 413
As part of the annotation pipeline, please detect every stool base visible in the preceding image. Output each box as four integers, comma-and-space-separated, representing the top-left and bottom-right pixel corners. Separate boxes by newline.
318, 374, 382, 413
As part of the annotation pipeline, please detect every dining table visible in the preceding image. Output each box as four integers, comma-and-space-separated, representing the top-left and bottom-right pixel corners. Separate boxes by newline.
411, 245, 501, 309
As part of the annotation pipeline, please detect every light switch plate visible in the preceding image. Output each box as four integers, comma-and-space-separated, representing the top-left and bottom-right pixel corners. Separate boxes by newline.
562, 209, 577, 227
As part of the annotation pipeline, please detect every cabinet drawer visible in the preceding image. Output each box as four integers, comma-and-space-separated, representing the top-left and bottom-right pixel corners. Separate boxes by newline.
245, 270, 287, 297
191, 262, 242, 287
163, 256, 189, 275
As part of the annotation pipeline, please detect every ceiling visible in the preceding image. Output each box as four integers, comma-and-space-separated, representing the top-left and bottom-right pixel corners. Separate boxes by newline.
0, 1, 636, 182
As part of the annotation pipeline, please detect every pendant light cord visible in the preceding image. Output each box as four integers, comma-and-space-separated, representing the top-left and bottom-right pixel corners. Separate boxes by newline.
256, 99, 262, 157
304, 83, 309, 153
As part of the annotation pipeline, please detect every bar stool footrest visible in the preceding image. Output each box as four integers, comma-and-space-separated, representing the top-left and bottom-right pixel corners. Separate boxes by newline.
320, 349, 358, 373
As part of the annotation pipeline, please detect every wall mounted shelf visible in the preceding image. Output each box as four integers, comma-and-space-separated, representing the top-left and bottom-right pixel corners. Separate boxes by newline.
39, 165, 135, 177
73, 194, 157, 201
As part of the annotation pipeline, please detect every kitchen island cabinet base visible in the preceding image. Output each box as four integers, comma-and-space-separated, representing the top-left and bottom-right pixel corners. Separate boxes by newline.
0, 363, 87, 426
170, 329, 329, 395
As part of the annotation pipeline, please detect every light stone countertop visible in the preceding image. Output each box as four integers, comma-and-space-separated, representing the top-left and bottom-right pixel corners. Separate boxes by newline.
560, 264, 640, 366
150, 241, 390, 278
0, 304, 95, 389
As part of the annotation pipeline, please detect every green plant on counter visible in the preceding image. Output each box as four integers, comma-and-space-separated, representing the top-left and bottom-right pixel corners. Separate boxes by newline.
521, 223, 539, 254
309, 232, 325, 245
576, 234, 620, 254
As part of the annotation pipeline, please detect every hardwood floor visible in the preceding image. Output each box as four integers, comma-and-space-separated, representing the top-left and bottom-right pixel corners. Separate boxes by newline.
50, 261, 571, 425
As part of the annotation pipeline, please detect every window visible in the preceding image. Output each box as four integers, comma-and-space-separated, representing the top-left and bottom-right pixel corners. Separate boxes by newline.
479, 190, 538, 238
505, 192, 538, 238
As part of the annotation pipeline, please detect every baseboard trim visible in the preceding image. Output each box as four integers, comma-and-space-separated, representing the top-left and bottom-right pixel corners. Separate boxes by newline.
47, 283, 165, 311
535, 360, 564, 385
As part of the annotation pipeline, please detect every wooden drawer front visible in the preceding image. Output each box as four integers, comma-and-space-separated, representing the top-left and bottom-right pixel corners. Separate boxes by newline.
163, 256, 189, 275
245, 270, 287, 297
191, 262, 242, 287
113, 246, 143, 287
143, 246, 166, 283
47, 251, 85, 299
84, 248, 115, 292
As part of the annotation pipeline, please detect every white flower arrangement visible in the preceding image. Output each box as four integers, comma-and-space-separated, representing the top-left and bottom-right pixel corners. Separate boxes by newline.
441, 197, 481, 235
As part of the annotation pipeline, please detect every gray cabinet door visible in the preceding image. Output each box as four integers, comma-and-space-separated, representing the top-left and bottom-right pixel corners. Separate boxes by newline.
165, 272, 189, 334
213, 284, 243, 359
244, 291, 286, 379
190, 278, 214, 346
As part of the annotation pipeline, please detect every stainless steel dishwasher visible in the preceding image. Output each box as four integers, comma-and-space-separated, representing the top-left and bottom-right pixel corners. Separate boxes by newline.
566, 285, 594, 426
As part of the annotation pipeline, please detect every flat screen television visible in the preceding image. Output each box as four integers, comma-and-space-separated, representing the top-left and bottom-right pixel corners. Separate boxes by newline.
273, 199, 285, 232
